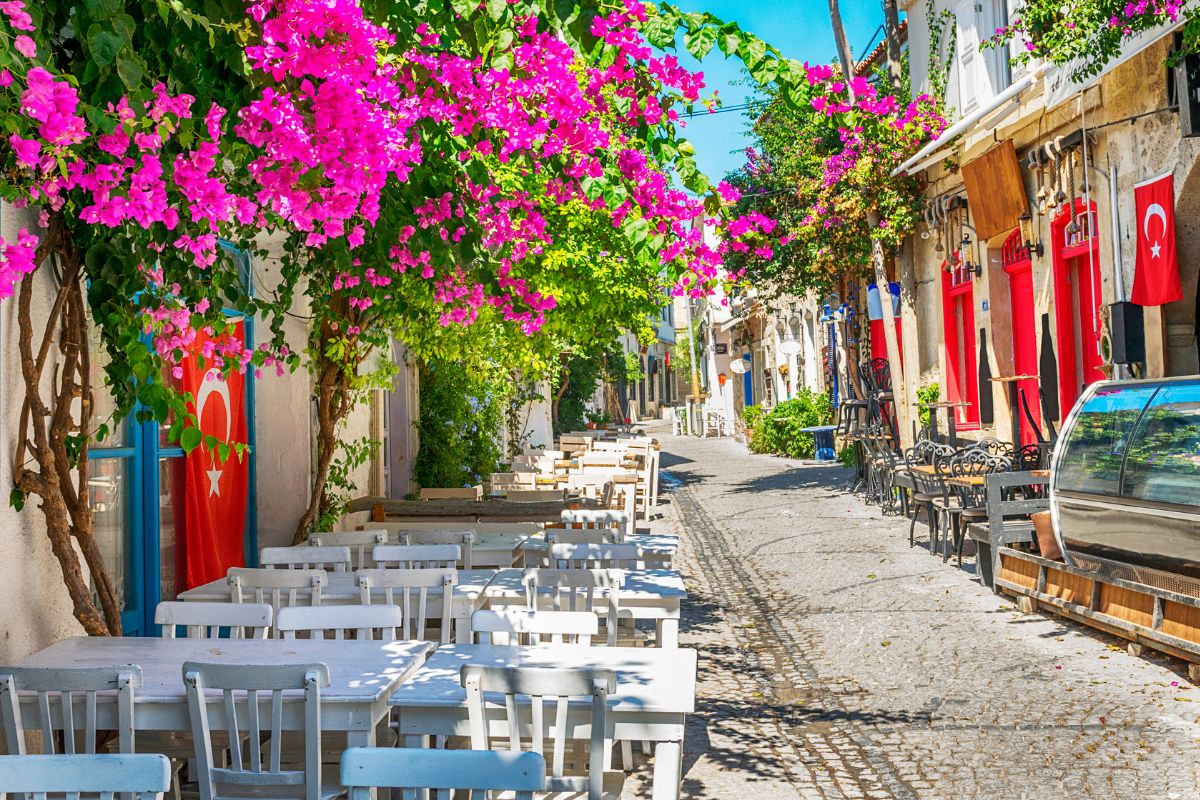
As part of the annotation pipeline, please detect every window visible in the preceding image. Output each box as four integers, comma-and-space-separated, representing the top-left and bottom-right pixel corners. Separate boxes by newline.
941, 261, 980, 429
955, 0, 1011, 115
1055, 384, 1159, 496
1122, 381, 1200, 507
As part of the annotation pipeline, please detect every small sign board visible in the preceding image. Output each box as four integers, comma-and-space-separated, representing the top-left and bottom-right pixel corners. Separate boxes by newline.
715, 343, 728, 354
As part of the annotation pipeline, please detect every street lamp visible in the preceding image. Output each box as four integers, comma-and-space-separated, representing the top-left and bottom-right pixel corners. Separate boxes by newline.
1018, 211, 1045, 258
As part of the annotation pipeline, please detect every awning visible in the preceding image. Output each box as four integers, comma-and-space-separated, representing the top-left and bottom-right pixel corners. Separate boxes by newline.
718, 316, 743, 333
891, 64, 1049, 177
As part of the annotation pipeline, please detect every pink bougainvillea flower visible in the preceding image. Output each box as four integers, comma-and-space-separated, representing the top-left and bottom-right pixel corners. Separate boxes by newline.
8, 133, 40, 167
13, 34, 35, 57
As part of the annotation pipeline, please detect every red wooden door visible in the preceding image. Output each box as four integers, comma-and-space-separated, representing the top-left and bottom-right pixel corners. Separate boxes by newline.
1006, 261, 1040, 445
1052, 200, 1105, 415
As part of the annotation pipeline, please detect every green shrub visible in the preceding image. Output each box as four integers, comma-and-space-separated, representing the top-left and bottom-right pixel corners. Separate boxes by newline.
916, 382, 940, 429
745, 389, 833, 459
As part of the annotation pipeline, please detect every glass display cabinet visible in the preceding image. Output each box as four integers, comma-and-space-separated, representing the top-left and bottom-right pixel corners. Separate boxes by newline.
1052, 377, 1200, 580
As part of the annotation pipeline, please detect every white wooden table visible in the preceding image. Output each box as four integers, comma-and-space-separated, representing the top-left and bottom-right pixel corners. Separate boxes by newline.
470, 532, 533, 568
179, 570, 499, 642
521, 531, 679, 568
480, 568, 686, 648
10, 637, 432, 749
391, 644, 697, 800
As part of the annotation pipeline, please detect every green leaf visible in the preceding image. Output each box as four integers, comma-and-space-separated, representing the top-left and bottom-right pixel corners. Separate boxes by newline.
738, 36, 767, 68
115, 52, 144, 90
684, 26, 717, 60
717, 25, 741, 56
642, 10, 678, 49
451, 0, 474, 18
180, 426, 203, 454
9, 488, 25, 512
87, 27, 125, 67
486, 0, 506, 21
749, 57, 780, 84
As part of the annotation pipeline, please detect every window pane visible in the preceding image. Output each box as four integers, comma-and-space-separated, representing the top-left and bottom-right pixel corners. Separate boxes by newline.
1121, 381, 1200, 507
160, 457, 187, 601
1055, 385, 1158, 496
88, 321, 129, 447
89, 457, 131, 612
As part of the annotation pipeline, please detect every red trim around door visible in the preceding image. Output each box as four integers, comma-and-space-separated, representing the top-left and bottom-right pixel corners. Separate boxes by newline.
1050, 199, 1104, 417
941, 261, 980, 429
1001, 229, 1041, 445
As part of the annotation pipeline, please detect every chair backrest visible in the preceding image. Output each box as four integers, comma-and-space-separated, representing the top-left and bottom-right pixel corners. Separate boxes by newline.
396, 531, 474, 570
522, 568, 622, 647
549, 542, 642, 570
309, 530, 387, 570
0, 753, 172, 800
275, 604, 402, 641
155, 601, 273, 640
260, 545, 352, 572
420, 486, 483, 501
373, 543, 462, 570
356, 568, 458, 643
340, 747, 545, 800
182, 661, 330, 800
504, 489, 566, 503
461, 665, 615, 800
0, 665, 142, 757
560, 509, 628, 542
228, 568, 326, 638
490, 472, 536, 493
471, 609, 597, 646
546, 530, 614, 546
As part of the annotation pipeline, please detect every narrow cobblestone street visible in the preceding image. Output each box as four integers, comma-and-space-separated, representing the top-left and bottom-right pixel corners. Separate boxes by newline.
639, 434, 1200, 800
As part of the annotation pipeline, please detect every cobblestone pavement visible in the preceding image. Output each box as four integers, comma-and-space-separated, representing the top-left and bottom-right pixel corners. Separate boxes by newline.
627, 434, 1200, 800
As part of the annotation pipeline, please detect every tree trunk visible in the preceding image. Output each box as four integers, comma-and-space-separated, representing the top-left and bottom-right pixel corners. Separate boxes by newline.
13, 214, 121, 636
551, 362, 570, 432
292, 363, 353, 545
866, 210, 913, 451
883, 0, 904, 92
827, 0, 857, 99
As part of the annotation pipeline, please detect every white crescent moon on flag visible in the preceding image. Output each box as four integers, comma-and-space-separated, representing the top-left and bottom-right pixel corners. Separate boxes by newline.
1144, 203, 1167, 239
195, 370, 232, 497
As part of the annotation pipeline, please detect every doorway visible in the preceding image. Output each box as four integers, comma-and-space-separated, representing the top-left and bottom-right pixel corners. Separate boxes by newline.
1002, 230, 1041, 445
1051, 200, 1105, 416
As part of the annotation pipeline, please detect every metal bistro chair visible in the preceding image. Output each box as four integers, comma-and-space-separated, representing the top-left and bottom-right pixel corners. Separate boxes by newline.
945, 452, 1009, 567
461, 665, 623, 800
182, 661, 338, 800
0, 753, 172, 800
903, 441, 953, 553
340, 747, 546, 800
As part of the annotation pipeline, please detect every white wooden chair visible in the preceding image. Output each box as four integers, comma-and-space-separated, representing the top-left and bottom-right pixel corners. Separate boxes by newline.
461, 665, 622, 800
0, 665, 142, 756
490, 472, 536, 493
548, 543, 643, 570
275, 604, 402, 641
356, 568, 457, 643
0, 753, 172, 800
505, 489, 567, 503
471, 609, 597, 646
559, 510, 628, 542
309, 531, 387, 570
182, 661, 336, 800
522, 568, 622, 647
419, 486, 483, 501
396, 531, 475, 570
227, 568, 326, 639
260, 545, 352, 572
372, 544, 461, 570
340, 747, 545, 800
155, 601, 272, 640
545, 530, 612, 547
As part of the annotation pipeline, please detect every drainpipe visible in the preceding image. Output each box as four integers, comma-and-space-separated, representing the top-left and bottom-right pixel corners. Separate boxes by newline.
1109, 164, 1131, 381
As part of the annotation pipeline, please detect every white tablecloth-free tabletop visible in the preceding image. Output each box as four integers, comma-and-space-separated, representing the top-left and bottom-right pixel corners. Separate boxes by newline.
12, 637, 432, 742
480, 568, 687, 647
391, 644, 697, 800
179, 569, 500, 642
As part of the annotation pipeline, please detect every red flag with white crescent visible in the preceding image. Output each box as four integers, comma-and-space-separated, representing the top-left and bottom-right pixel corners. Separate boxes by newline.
1131, 173, 1183, 306
177, 321, 248, 590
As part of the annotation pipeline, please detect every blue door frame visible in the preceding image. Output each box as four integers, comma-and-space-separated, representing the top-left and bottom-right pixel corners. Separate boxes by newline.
90, 245, 258, 637
742, 354, 753, 406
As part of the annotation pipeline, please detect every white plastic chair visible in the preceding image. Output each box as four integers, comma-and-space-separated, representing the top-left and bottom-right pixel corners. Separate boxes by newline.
340, 747, 545, 800
182, 661, 337, 800
260, 545, 352, 572
471, 609, 598, 646
0, 753, 172, 800
155, 601, 272, 640
275, 604, 402, 641
461, 665, 622, 800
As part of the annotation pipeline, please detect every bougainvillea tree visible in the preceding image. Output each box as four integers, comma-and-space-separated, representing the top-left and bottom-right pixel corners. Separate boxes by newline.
726, 68, 947, 446
988, 0, 1195, 78
0, 0, 811, 632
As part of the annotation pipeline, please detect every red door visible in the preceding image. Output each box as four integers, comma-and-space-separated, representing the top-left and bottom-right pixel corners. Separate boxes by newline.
1052, 200, 1105, 415
1006, 260, 1040, 445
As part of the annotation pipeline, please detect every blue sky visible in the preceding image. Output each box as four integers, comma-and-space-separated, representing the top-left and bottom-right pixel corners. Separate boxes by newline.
666, 0, 889, 182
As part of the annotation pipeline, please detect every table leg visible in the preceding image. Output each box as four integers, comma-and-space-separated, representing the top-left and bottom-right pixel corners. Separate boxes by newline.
652, 740, 683, 800
657, 618, 680, 649
1009, 384, 1021, 447
948, 408, 958, 448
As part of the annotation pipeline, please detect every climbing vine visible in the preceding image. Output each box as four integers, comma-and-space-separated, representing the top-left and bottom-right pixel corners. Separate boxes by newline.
927, 0, 958, 103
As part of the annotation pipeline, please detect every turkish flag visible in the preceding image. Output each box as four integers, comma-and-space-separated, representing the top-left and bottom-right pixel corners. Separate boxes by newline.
176, 322, 249, 591
1131, 173, 1183, 306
